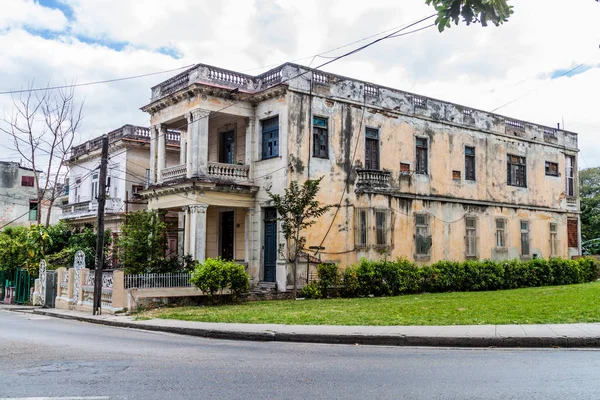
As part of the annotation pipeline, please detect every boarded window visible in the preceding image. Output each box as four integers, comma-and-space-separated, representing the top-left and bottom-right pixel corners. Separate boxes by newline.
261, 116, 279, 159
567, 219, 578, 248
507, 154, 527, 187
495, 218, 507, 248
452, 170, 461, 180
400, 163, 411, 174
313, 116, 328, 158
416, 137, 428, 175
465, 217, 477, 258
566, 155, 575, 196
550, 223, 558, 257
375, 210, 391, 247
21, 176, 34, 187
415, 214, 431, 256
545, 161, 559, 176
465, 146, 475, 181
354, 208, 369, 248
365, 128, 379, 170
520, 220, 530, 257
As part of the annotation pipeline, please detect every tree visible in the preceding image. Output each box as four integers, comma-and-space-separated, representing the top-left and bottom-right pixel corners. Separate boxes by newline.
579, 167, 600, 245
0, 83, 83, 226
267, 177, 331, 297
425, 0, 514, 32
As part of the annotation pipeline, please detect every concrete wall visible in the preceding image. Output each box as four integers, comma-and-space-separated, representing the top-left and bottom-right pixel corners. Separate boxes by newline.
0, 162, 39, 227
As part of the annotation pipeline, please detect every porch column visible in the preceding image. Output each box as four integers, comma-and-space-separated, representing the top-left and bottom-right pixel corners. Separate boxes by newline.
183, 207, 190, 256
149, 125, 159, 185
187, 204, 208, 262
156, 124, 167, 184
178, 211, 185, 257
180, 129, 187, 165
245, 117, 255, 179
245, 207, 256, 280
186, 109, 210, 178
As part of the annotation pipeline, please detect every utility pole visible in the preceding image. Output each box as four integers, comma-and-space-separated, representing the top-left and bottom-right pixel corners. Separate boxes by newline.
93, 135, 109, 315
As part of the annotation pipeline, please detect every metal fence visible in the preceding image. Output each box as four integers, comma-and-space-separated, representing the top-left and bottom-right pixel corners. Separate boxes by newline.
124, 272, 193, 289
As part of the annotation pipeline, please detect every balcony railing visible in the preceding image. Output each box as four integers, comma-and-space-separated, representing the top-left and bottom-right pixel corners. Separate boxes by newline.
60, 198, 123, 220
356, 169, 391, 188
160, 163, 250, 183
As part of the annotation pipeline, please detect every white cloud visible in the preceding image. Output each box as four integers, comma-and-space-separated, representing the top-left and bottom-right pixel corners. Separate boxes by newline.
0, 0, 67, 31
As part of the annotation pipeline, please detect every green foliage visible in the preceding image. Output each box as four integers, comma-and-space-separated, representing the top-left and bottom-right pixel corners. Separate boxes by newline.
316, 263, 340, 298
311, 257, 599, 300
425, 0, 513, 32
190, 258, 250, 303
301, 282, 322, 299
580, 167, 600, 245
267, 176, 331, 297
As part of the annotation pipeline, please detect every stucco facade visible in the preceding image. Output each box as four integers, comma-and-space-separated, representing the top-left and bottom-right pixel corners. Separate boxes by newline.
142, 63, 581, 291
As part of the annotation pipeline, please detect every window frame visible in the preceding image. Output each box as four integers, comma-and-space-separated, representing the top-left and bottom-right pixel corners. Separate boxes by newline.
28, 200, 38, 221
520, 220, 531, 258
566, 155, 575, 197
465, 216, 478, 258
507, 154, 527, 188
261, 116, 280, 160
21, 175, 35, 187
545, 161, 559, 177
415, 137, 428, 175
414, 213, 431, 257
549, 222, 558, 257
495, 218, 507, 250
312, 116, 329, 159
365, 127, 380, 170
91, 173, 99, 200
374, 209, 391, 248
354, 208, 369, 248
464, 146, 476, 181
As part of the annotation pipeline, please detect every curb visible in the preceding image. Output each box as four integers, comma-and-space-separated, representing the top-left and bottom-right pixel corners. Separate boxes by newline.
30, 309, 600, 348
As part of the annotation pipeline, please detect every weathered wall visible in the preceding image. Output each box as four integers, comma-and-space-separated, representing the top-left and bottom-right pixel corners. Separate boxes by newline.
0, 162, 39, 227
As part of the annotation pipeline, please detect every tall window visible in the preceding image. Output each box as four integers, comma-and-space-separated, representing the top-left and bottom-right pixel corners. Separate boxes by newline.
365, 128, 379, 170
567, 219, 578, 248
416, 137, 428, 175
495, 218, 507, 249
375, 210, 391, 247
465, 217, 477, 258
566, 155, 575, 196
415, 214, 431, 256
507, 154, 527, 187
74, 178, 81, 202
91, 174, 99, 200
28, 201, 38, 221
261, 116, 279, 159
21, 176, 34, 187
520, 220, 530, 257
313, 116, 328, 158
550, 223, 558, 257
465, 147, 476, 181
354, 208, 368, 248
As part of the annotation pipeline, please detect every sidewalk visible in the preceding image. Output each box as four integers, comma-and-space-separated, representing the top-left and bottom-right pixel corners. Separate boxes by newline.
3, 305, 600, 348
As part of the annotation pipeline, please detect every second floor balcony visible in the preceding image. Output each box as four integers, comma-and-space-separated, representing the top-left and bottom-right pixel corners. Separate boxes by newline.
60, 198, 123, 220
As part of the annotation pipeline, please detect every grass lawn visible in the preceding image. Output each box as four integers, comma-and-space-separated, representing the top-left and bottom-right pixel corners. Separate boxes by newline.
144, 281, 600, 326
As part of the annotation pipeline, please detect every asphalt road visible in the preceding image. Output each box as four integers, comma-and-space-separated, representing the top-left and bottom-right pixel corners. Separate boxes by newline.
1, 310, 600, 400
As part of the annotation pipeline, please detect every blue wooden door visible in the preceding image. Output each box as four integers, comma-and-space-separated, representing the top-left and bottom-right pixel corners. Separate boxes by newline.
263, 208, 277, 283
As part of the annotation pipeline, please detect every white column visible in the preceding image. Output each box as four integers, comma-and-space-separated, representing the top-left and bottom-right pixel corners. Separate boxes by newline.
188, 204, 208, 262
178, 211, 185, 257
187, 109, 210, 178
180, 129, 187, 165
183, 207, 190, 255
149, 125, 158, 185
157, 124, 167, 184
245, 117, 255, 179
245, 207, 256, 281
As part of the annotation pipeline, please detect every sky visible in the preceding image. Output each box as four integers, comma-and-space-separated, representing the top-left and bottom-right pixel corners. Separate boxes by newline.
0, 0, 599, 171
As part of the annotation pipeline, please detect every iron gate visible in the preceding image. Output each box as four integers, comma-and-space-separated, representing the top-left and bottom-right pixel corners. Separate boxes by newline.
14, 269, 33, 305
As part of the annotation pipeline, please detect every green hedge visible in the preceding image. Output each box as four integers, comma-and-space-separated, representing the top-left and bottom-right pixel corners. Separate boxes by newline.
190, 258, 249, 303
301, 257, 599, 299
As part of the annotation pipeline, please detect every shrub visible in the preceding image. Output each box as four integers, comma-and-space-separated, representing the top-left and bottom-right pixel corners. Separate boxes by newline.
340, 266, 359, 297
317, 263, 340, 298
301, 282, 322, 299
190, 258, 249, 303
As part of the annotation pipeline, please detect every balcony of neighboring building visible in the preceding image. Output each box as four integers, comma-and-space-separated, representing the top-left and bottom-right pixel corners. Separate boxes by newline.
60, 196, 124, 221
149, 110, 255, 189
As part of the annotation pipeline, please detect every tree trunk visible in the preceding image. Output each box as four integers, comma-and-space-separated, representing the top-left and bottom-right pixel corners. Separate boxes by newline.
293, 257, 298, 298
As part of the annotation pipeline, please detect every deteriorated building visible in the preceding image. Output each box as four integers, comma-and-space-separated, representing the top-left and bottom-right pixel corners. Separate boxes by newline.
141, 63, 581, 291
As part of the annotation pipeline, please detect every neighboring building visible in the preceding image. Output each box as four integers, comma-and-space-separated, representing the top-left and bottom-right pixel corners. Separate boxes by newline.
0, 161, 41, 227
60, 125, 180, 252
141, 63, 581, 291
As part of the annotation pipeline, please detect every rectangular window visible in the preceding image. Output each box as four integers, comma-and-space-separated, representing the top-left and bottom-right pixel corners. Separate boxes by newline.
261, 116, 279, 159
375, 210, 390, 247
507, 154, 527, 187
132, 185, 144, 195
465, 147, 476, 181
313, 116, 328, 158
365, 128, 379, 170
416, 137, 428, 175
520, 220, 530, 257
354, 208, 369, 248
568, 219, 578, 248
21, 176, 34, 187
28, 201, 37, 221
465, 217, 477, 258
550, 223, 558, 257
566, 155, 575, 196
495, 218, 507, 249
545, 161, 559, 177
91, 174, 99, 200
145, 169, 150, 189
415, 214, 431, 256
